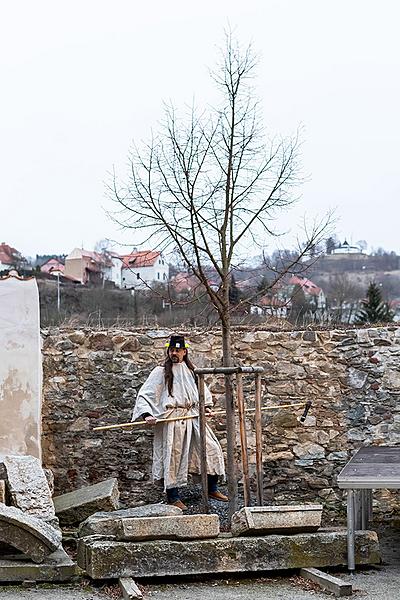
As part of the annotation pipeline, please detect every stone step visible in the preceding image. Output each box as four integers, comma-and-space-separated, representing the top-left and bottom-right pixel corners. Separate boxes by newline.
53, 478, 119, 527
78, 529, 380, 580
79, 504, 183, 537
0, 548, 76, 582
0, 504, 62, 564
118, 514, 220, 541
231, 504, 323, 536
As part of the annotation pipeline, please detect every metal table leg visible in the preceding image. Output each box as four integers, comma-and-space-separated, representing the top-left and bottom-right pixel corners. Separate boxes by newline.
347, 489, 355, 571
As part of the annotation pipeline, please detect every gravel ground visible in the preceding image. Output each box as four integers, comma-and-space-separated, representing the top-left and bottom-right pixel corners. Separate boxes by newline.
1, 523, 400, 599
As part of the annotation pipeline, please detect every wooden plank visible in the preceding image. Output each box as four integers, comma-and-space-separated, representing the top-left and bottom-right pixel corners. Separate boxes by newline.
119, 577, 143, 599
300, 568, 352, 597
236, 372, 250, 506
255, 373, 263, 505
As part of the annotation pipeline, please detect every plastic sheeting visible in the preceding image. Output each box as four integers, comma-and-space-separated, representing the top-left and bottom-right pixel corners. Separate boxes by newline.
0, 276, 42, 459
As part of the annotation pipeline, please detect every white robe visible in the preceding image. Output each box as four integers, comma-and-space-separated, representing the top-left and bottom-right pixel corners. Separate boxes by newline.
132, 363, 225, 490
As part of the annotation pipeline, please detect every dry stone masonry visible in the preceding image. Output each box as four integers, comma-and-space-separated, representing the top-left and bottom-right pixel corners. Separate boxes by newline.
41, 325, 400, 522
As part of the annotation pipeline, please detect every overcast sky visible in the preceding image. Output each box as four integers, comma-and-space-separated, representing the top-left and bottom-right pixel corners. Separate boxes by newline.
1, 0, 399, 258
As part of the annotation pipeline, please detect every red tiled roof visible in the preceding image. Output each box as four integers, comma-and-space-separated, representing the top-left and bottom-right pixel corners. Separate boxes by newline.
121, 251, 160, 269
0, 243, 21, 265
288, 275, 322, 296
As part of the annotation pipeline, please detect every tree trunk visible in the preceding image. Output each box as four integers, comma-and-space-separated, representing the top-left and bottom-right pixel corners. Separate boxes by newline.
221, 315, 238, 517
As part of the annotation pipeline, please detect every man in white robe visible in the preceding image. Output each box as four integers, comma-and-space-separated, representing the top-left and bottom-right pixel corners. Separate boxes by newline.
131, 334, 227, 509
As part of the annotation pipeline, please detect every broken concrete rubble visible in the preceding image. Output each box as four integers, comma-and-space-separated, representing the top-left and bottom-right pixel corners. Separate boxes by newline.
79, 503, 182, 537
1, 455, 57, 527
118, 514, 220, 541
231, 504, 323, 536
0, 504, 61, 564
78, 529, 380, 579
53, 478, 119, 527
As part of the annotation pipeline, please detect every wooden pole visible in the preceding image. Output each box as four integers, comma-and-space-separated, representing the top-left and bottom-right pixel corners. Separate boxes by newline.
225, 373, 238, 518
236, 372, 250, 506
198, 374, 209, 514
93, 402, 308, 432
255, 372, 263, 506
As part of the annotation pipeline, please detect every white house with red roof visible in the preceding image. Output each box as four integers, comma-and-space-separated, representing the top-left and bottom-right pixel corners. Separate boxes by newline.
0, 243, 23, 272
121, 250, 169, 289
40, 257, 65, 275
285, 275, 326, 310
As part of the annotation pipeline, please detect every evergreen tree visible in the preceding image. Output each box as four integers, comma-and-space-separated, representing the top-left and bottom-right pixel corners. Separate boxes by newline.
257, 275, 269, 294
229, 274, 240, 305
355, 282, 394, 324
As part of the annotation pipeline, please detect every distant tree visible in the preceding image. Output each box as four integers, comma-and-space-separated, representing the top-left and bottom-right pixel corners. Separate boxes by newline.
257, 275, 269, 294
355, 282, 394, 324
325, 236, 338, 254
229, 274, 240, 305
288, 283, 310, 325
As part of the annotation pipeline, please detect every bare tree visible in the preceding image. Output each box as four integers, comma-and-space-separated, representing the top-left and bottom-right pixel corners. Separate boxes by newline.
110, 33, 329, 363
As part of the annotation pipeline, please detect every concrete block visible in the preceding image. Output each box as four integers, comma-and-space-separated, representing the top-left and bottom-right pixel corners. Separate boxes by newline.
118, 514, 220, 541
0, 504, 62, 563
0, 548, 76, 582
300, 568, 352, 597
78, 529, 380, 580
119, 577, 143, 599
1, 455, 56, 525
231, 504, 323, 536
53, 478, 119, 527
79, 504, 182, 537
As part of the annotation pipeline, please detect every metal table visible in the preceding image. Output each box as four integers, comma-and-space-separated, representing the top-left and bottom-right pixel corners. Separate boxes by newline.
337, 446, 400, 570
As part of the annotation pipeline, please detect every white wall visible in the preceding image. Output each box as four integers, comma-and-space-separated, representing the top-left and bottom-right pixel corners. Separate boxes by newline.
122, 258, 169, 289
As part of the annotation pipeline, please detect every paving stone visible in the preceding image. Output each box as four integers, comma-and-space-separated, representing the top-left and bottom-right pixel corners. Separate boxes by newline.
78, 529, 380, 579
53, 478, 119, 527
118, 514, 220, 541
79, 504, 182, 537
0, 504, 62, 564
1, 455, 56, 527
0, 548, 76, 582
231, 505, 323, 536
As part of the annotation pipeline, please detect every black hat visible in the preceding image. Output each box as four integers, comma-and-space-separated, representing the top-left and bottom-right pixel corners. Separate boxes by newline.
165, 334, 189, 349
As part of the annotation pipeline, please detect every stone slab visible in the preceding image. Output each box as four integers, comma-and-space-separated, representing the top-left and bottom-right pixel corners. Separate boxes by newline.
0, 480, 5, 504
300, 567, 352, 597
0, 548, 76, 582
0, 277, 42, 459
78, 529, 380, 580
1, 455, 56, 524
118, 514, 220, 541
119, 577, 143, 599
0, 504, 62, 564
53, 478, 119, 527
231, 504, 323, 536
79, 504, 182, 537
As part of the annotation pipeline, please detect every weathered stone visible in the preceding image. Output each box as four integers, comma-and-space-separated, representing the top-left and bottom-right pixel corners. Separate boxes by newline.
118, 514, 219, 541
68, 330, 86, 345
1, 455, 56, 524
0, 548, 76, 582
54, 478, 119, 526
0, 504, 61, 563
78, 529, 380, 579
120, 338, 140, 352
272, 410, 298, 428
347, 367, 368, 389
231, 505, 322, 536
0, 480, 5, 504
79, 504, 183, 537
293, 442, 325, 461
88, 333, 114, 351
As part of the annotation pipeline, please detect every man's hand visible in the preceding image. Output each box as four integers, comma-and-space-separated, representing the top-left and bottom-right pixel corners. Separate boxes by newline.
144, 415, 157, 426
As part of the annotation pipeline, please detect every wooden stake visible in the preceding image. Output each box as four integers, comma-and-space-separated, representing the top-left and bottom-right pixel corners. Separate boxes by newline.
236, 372, 250, 506
255, 372, 263, 506
198, 374, 209, 514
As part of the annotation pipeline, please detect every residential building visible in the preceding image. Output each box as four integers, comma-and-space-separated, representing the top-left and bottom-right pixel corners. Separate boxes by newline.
40, 258, 65, 275
121, 250, 169, 289
0, 243, 23, 272
64, 248, 113, 285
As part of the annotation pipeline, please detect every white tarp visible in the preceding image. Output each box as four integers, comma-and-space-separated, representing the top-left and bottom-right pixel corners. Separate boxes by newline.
0, 276, 42, 459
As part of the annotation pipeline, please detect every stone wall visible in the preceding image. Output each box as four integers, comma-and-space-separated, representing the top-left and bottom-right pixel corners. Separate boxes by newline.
41, 326, 400, 522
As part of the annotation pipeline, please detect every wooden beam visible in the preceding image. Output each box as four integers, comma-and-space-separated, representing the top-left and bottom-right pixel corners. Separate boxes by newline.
300, 568, 352, 597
